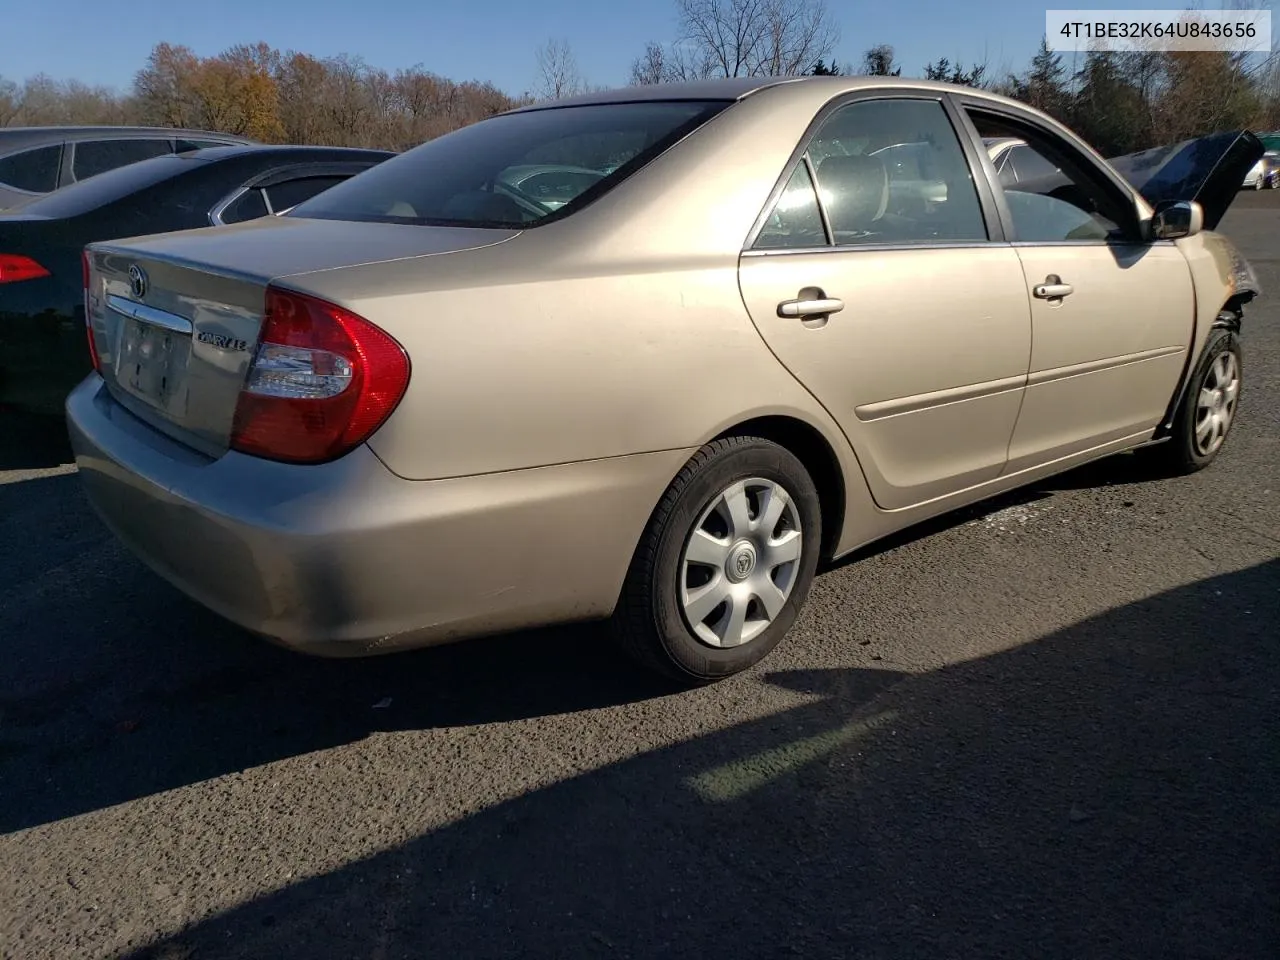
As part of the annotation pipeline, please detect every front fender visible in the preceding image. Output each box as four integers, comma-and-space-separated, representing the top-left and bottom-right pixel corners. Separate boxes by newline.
1157, 231, 1255, 437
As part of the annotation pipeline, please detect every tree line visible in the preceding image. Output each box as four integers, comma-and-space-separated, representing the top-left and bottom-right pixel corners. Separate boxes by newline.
620, 0, 1280, 155
0, 43, 524, 150
3, 0, 1279, 156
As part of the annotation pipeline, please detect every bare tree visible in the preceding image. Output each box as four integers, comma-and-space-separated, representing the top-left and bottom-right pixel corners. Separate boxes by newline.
629, 39, 718, 84
0, 77, 19, 126
630, 41, 669, 85
674, 0, 837, 77
535, 38, 585, 101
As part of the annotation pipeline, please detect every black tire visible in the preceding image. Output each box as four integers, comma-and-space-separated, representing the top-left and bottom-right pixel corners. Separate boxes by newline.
1146, 328, 1242, 475
612, 435, 822, 686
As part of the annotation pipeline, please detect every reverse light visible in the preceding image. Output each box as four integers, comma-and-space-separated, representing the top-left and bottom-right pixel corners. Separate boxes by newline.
0, 253, 50, 284
230, 286, 410, 464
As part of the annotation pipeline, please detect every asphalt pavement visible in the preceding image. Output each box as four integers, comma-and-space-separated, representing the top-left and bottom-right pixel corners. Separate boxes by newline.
2, 193, 1278, 960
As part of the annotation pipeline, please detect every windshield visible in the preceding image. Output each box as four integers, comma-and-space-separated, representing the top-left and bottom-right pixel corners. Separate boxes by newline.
287, 100, 731, 228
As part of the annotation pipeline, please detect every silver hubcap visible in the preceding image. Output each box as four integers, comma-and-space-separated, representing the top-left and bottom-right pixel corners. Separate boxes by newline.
1194, 351, 1240, 457
679, 477, 803, 649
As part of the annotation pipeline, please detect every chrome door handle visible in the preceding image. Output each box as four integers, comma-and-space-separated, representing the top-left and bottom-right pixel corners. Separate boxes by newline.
1033, 275, 1073, 299
778, 297, 845, 318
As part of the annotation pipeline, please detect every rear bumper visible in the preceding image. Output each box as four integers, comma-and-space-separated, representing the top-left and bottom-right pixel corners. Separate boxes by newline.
66, 375, 687, 655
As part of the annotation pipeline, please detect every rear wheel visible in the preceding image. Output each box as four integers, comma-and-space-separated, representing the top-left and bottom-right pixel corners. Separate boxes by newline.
1147, 328, 1241, 475
612, 436, 821, 685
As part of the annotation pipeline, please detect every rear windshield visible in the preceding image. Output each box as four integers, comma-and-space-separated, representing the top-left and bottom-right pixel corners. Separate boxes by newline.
17, 154, 193, 218
287, 100, 731, 228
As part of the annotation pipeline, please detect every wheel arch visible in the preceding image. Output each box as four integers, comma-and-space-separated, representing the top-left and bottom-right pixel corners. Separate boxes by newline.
712, 414, 848, 561
1153, 294, 1247, 440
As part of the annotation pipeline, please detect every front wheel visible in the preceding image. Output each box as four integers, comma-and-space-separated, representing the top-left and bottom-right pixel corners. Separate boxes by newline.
612, 436, 822, 685
1146, 328, 1242, 475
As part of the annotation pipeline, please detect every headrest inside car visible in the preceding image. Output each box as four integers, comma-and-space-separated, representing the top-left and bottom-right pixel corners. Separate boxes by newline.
817, 154, 890, 232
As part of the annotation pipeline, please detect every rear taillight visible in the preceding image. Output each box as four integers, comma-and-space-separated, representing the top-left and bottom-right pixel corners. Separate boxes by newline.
230, 286, 410, 464
82, 250, 101, 373
0, 253, 50, 284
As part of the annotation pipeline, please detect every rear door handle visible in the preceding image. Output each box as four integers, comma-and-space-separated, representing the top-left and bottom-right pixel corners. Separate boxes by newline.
1032, 275, 1074, 299
778, 297, 845, 318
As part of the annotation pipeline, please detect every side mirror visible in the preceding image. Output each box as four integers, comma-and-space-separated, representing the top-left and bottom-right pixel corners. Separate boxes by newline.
1149, 200, 1204, 240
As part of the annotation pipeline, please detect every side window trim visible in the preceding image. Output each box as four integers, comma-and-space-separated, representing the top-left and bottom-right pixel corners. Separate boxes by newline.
951, 102, 1017, 240
953, 97, 1145, 246
56, 141, 73, 189
939, 93, 1007, 243
743, 89, 1007, 254
803, 152, 834, 246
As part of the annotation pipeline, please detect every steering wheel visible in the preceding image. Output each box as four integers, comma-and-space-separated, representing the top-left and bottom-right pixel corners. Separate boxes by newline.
493, 181, 555, 219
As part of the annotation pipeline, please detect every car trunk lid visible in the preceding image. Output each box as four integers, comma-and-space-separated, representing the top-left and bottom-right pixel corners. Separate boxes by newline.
86, 216, 517, 457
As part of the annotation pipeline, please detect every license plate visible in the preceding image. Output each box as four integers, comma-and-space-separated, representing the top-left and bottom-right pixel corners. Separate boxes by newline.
117, 317, 189, 413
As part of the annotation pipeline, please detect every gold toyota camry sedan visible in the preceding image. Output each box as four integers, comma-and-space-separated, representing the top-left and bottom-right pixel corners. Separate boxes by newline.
68, 77, 1262, 684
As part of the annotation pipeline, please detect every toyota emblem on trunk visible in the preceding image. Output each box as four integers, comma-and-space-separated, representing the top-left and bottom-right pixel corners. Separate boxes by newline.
128, 265, 148, 299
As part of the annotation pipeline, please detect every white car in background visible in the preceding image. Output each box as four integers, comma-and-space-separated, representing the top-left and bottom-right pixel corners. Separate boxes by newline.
984, 136, 1061, 186
1241, 151, 1278, 190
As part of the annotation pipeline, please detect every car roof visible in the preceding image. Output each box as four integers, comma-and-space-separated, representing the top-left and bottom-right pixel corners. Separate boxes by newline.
0, 126, 253, 153
507, 75, 1025, 112
171, 144, 397, 162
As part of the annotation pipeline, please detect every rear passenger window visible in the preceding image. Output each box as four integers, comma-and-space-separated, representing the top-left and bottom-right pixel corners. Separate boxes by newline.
72, 139, 172, 180
263, 176, 347, 213
217, 189, 270, 224
0, 145, 63, 193
806, 99, 988, 246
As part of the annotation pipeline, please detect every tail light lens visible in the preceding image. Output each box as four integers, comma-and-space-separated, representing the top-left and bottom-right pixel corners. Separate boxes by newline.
230, 286, 410, 464
0, 253, 50, 284
82, 250, 101, 373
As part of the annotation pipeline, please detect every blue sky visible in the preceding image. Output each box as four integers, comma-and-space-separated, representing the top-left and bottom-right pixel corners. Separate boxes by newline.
0, 0, 1236, 97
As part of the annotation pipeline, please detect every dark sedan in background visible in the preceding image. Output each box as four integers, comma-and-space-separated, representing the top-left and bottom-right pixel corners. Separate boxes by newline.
0, 126, 254, 210
0, 144, 393, 415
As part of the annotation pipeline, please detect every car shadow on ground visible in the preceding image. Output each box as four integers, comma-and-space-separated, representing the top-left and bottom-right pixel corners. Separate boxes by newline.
115, 560, 1279, 960
0, 445, 1231, 836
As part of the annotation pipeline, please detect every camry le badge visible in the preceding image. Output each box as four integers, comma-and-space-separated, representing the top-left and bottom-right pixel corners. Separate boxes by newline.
197, 330, 249, 352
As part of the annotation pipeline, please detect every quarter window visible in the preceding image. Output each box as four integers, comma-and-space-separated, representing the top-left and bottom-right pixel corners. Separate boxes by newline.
0, 145, 63, 193
217, 189, 270, 224
754, 161, 827, 249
